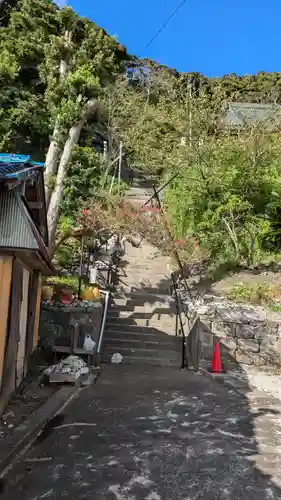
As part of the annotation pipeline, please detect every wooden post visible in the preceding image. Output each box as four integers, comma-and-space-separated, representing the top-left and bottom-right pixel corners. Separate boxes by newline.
32, 274, 42, 349
0, 257, 12, 386
78, 236, 84, 300
117, 141, 122, 196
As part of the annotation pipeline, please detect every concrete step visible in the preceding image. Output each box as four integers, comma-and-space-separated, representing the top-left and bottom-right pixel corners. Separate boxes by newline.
111, 305, 176, 316
102, 345, 178, 357
104, 331, 179, 344
105, 322, 175, 336
126, 196, 152, 201
129, 283, 171, 290
126, 188, 153, 196
107, 309, 174, 320
112, 296, 172, 305
125, 198, 152, 205
126, 185, 152, 190
112, 297, 175, 311
113, 292, 171, 300
105, 322, 175, 334
114, 290, 172, 299
101, 347, 181, 366
107, 309, 175, 321
122, 280, 171, 288
111, 296, 172, 310
106, 317, 175, 330
101, 354, 181, 368
103, 337, 180, 351
101, 355, 180, 367
124, 287, 172, 296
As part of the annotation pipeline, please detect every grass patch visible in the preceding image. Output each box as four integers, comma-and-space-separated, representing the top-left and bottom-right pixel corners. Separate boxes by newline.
227, 281, 281, 310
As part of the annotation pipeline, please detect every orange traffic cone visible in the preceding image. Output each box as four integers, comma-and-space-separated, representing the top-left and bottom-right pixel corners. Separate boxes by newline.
210, 341, 224, 373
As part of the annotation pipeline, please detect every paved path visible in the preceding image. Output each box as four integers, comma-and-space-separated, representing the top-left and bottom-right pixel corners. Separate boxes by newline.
2, 366, 281, 499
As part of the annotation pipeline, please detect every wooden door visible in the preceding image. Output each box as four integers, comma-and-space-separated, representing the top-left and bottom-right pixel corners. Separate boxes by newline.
0, 257, 13, 390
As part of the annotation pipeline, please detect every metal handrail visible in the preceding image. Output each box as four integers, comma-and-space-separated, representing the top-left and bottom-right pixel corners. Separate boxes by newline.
93, 246, 127, 365
95, 289, 110, 365
172, 273, 202, 371
171, 273, 187, 370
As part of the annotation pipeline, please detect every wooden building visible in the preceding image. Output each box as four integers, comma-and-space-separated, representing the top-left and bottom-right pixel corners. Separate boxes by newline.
0, 154, 54, 413
219, 102, 281, 130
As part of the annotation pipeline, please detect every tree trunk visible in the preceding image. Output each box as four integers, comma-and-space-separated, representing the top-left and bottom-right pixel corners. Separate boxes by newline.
44, 126, 61, 208
44, 30, 72, 209
245, 226, 255, 267
47, 100, 98, 254
47, 122, 84, 253
221, 216, 240, 260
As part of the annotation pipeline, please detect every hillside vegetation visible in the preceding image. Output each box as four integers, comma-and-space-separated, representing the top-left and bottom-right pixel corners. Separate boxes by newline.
1, 0, 281, 273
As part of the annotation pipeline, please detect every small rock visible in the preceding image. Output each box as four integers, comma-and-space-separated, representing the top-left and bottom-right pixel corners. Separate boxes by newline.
111, 353, 123, 364
235, 349, 255, 365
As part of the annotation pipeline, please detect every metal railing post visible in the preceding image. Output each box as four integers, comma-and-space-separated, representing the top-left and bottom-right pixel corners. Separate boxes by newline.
95, 289, 110, 366
171, 272, 188, 370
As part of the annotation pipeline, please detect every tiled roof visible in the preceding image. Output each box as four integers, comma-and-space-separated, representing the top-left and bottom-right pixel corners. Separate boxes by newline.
0, 191, 39, 250
0, 190, 54, 273
221, 102, 281, 128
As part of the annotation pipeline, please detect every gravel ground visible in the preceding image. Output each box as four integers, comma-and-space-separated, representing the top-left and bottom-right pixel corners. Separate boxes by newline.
227, 367, 281, 402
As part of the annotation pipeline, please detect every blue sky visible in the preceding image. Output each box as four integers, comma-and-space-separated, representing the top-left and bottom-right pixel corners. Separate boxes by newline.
67, 0, 281, 77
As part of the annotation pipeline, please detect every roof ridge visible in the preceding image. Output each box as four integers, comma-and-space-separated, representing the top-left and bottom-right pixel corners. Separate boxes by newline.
229, 101, 281, 109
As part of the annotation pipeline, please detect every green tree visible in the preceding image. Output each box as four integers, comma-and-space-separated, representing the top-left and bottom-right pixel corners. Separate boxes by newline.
61, 146, 103, 216
0, 0, 58, 156
41, 8, 127, 250
164, 127, 281, 267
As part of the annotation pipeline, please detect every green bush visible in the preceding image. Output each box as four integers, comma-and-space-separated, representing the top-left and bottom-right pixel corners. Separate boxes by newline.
45, 275, 79, 293
164, 131, 281, 269
226, 281, 281, 309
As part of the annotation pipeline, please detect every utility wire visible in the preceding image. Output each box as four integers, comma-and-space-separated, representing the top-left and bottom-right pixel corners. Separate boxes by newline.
145, 0, 188, 48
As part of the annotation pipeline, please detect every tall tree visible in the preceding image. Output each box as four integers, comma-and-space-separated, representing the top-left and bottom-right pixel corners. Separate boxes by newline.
43, 13, 127, 251
0, 0, 58, 155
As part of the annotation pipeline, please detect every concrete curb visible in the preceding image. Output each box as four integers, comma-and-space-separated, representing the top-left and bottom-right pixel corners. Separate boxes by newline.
0, 385, 79, 478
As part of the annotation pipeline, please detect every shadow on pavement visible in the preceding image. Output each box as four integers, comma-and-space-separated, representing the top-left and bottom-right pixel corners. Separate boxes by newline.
1, 271, 281, 498
1, 361, 281, 499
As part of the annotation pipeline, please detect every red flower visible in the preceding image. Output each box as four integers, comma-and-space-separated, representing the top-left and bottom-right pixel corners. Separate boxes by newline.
82, 209, 89, 216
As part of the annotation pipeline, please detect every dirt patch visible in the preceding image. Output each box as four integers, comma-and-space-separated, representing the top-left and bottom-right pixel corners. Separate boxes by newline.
212, 270, 281, 296
0, 351, 57, 439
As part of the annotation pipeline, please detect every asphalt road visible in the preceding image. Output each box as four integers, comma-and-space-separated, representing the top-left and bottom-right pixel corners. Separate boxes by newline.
1, 365, 281, 499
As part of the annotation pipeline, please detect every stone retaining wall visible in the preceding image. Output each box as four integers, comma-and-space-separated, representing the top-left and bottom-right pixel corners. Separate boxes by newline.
39, 302, 103, 352
182, 296, 281, 369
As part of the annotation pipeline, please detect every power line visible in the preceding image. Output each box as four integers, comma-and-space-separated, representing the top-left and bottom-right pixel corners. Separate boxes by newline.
145, 0, 188, 48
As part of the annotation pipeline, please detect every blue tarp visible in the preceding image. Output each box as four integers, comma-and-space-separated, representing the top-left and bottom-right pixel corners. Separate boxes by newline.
0, 153, 44, 179
0, 153, 30, 163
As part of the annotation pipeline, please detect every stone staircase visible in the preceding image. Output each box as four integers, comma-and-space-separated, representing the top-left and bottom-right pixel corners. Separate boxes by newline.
102, 291, 181, 366
124, 174, 156, 207
102, 174, 182, 367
